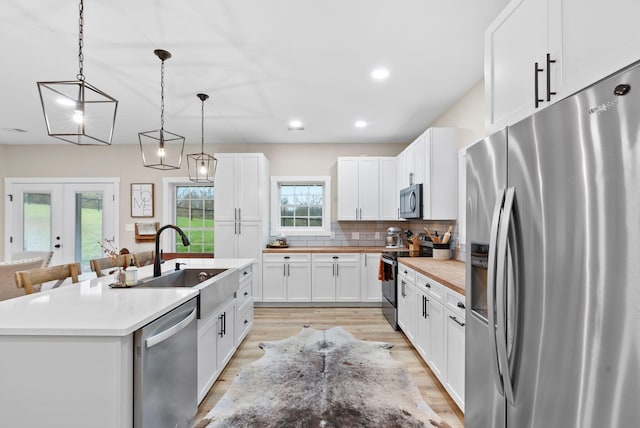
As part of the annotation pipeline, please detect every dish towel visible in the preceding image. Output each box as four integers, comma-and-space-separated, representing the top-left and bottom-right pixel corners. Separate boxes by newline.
378, 258, 394, 281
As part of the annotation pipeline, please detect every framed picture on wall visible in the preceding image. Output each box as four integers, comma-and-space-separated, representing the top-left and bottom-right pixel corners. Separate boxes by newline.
131, 183, 154, 217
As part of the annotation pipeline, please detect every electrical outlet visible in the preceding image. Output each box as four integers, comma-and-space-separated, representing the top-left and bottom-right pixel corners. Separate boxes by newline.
374, 232, 380, 239
351, 232, 360, 240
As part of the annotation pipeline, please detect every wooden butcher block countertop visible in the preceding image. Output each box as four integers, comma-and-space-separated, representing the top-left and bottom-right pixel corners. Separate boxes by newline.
397, 258, 465, 296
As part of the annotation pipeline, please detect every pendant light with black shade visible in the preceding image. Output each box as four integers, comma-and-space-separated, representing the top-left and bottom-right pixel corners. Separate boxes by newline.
37, 0, 118, 145
187, 93, 217, 183
138, 49, 185, 170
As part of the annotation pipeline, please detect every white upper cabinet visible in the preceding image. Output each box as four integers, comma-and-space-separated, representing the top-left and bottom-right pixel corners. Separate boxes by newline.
338, 157, 395, 221
422, 128, 458, 220
395, 127, 458, 220
486, 0, 640, 131
214, 153, 269, 222
485, 0, 554, 130
379, 157, 398, 221
558, 0, 640, 97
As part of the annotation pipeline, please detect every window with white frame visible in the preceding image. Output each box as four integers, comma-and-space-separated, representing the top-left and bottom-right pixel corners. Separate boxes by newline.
162, 178, 214, 253
271, 176, 331, 236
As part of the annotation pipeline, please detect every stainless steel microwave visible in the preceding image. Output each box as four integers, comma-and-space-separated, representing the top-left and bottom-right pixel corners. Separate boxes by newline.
399, 183, 422, 219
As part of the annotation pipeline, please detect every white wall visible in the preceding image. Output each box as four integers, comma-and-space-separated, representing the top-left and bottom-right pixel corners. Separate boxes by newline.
0, 142, 405, 259
430, 80, 487, 149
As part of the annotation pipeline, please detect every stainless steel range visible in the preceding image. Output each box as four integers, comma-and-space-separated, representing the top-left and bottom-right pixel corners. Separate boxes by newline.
380, 237, 431, 330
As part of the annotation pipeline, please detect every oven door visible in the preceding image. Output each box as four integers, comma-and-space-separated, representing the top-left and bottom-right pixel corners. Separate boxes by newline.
380, 255, 398, 330
381, 255, 397, 305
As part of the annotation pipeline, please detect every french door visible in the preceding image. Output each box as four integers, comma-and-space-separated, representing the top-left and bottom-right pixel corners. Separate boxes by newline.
5, 178, 119, 270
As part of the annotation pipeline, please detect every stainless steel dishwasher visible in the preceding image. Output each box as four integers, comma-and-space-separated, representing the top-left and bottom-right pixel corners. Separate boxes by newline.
134, 297, 198, 428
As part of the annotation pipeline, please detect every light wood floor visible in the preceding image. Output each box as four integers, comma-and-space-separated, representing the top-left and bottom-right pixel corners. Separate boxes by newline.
194, 307, 464, 427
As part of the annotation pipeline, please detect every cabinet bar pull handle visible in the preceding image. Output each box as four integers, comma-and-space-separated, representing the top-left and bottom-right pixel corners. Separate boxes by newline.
426, 297, 429, 318
336, 264, 339, 276
546, 53, 556, 102
425, 282, 431, 288
422, 296, 426, 318
283, 264, 286, 276
457, 301, 465, 309
238, 208, 241, 222
287, 264, 290, 276
534, 62, 544, 108
449, 315, 465, 327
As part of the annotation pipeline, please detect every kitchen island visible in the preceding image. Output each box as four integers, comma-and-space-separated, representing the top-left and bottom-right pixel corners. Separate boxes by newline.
0, 257, 254, 428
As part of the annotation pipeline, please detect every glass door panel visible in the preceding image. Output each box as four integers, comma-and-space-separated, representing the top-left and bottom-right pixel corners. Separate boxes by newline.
23, 192, 52, 252
7, 180, 117, 270
75, 192, 104, 271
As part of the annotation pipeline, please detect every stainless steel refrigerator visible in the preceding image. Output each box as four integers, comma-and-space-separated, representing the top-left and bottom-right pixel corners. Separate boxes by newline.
466, 61, 640, 427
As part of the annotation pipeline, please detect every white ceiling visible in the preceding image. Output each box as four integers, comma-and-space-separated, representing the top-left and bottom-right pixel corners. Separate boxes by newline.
0, 0, 508, 146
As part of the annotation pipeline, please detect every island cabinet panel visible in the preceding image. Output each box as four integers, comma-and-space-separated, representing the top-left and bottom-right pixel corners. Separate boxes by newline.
0, 335, 133, 428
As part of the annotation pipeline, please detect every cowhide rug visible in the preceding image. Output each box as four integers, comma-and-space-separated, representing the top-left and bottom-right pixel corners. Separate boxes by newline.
197, 326, 451, 428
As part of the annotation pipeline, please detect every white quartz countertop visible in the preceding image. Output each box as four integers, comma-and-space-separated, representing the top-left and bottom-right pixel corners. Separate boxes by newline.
0, 258, 254, 337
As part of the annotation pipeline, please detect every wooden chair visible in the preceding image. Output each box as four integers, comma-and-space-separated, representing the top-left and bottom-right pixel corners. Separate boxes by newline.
14, 262, 81, 295
0, 258, 47, 301
90, 255, 131, 277
11, 251, 54, 267
132, 250, 155, 267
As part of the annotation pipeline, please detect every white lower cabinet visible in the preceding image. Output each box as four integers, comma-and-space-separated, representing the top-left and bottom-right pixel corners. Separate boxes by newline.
361, 253, 382, 302
398, 280, 417, 343
311, 254, 360, 302
398, 264, 466, 412
261, 251, 385, 303
197, 297, 236, 404
444, 288, 466, 411
415, 287, 445, 381
262, 253, 312, 302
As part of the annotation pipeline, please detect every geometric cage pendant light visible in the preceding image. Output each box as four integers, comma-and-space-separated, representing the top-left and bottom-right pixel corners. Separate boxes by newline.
187, 93, 217, 183
138, 49, 185, 170
37, 0, 118, 145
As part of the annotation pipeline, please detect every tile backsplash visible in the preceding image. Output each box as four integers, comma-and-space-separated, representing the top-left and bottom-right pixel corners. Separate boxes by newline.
272, 220, 465, 261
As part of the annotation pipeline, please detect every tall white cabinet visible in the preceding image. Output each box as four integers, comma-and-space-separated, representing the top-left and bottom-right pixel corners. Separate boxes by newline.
214, 153, 269, 301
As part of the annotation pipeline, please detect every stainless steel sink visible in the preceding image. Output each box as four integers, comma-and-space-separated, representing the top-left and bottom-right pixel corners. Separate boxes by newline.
137, 268, 239, 319
137, 268, 227, 288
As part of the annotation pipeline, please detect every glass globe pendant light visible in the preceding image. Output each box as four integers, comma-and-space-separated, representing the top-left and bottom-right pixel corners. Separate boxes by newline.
138, 49, 185, 170
187, 93, 217, 183
37, 0, 118, 145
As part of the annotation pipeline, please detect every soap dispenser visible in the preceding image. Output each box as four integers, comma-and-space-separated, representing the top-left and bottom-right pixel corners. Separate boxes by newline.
125, 257, 138, 286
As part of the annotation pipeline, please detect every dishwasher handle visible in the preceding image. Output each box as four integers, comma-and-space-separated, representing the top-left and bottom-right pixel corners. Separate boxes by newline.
145, 306, 197, 349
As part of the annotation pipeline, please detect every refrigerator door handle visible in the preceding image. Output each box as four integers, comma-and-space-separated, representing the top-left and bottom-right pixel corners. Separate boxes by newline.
487, 187, 506, 396
496, 186, 516, 406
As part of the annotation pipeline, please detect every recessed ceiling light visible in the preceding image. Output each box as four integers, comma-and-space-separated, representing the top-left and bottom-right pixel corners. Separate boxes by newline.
371, 68, 390, 80
288, 120, 304, 130
355, 121, 367, 128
